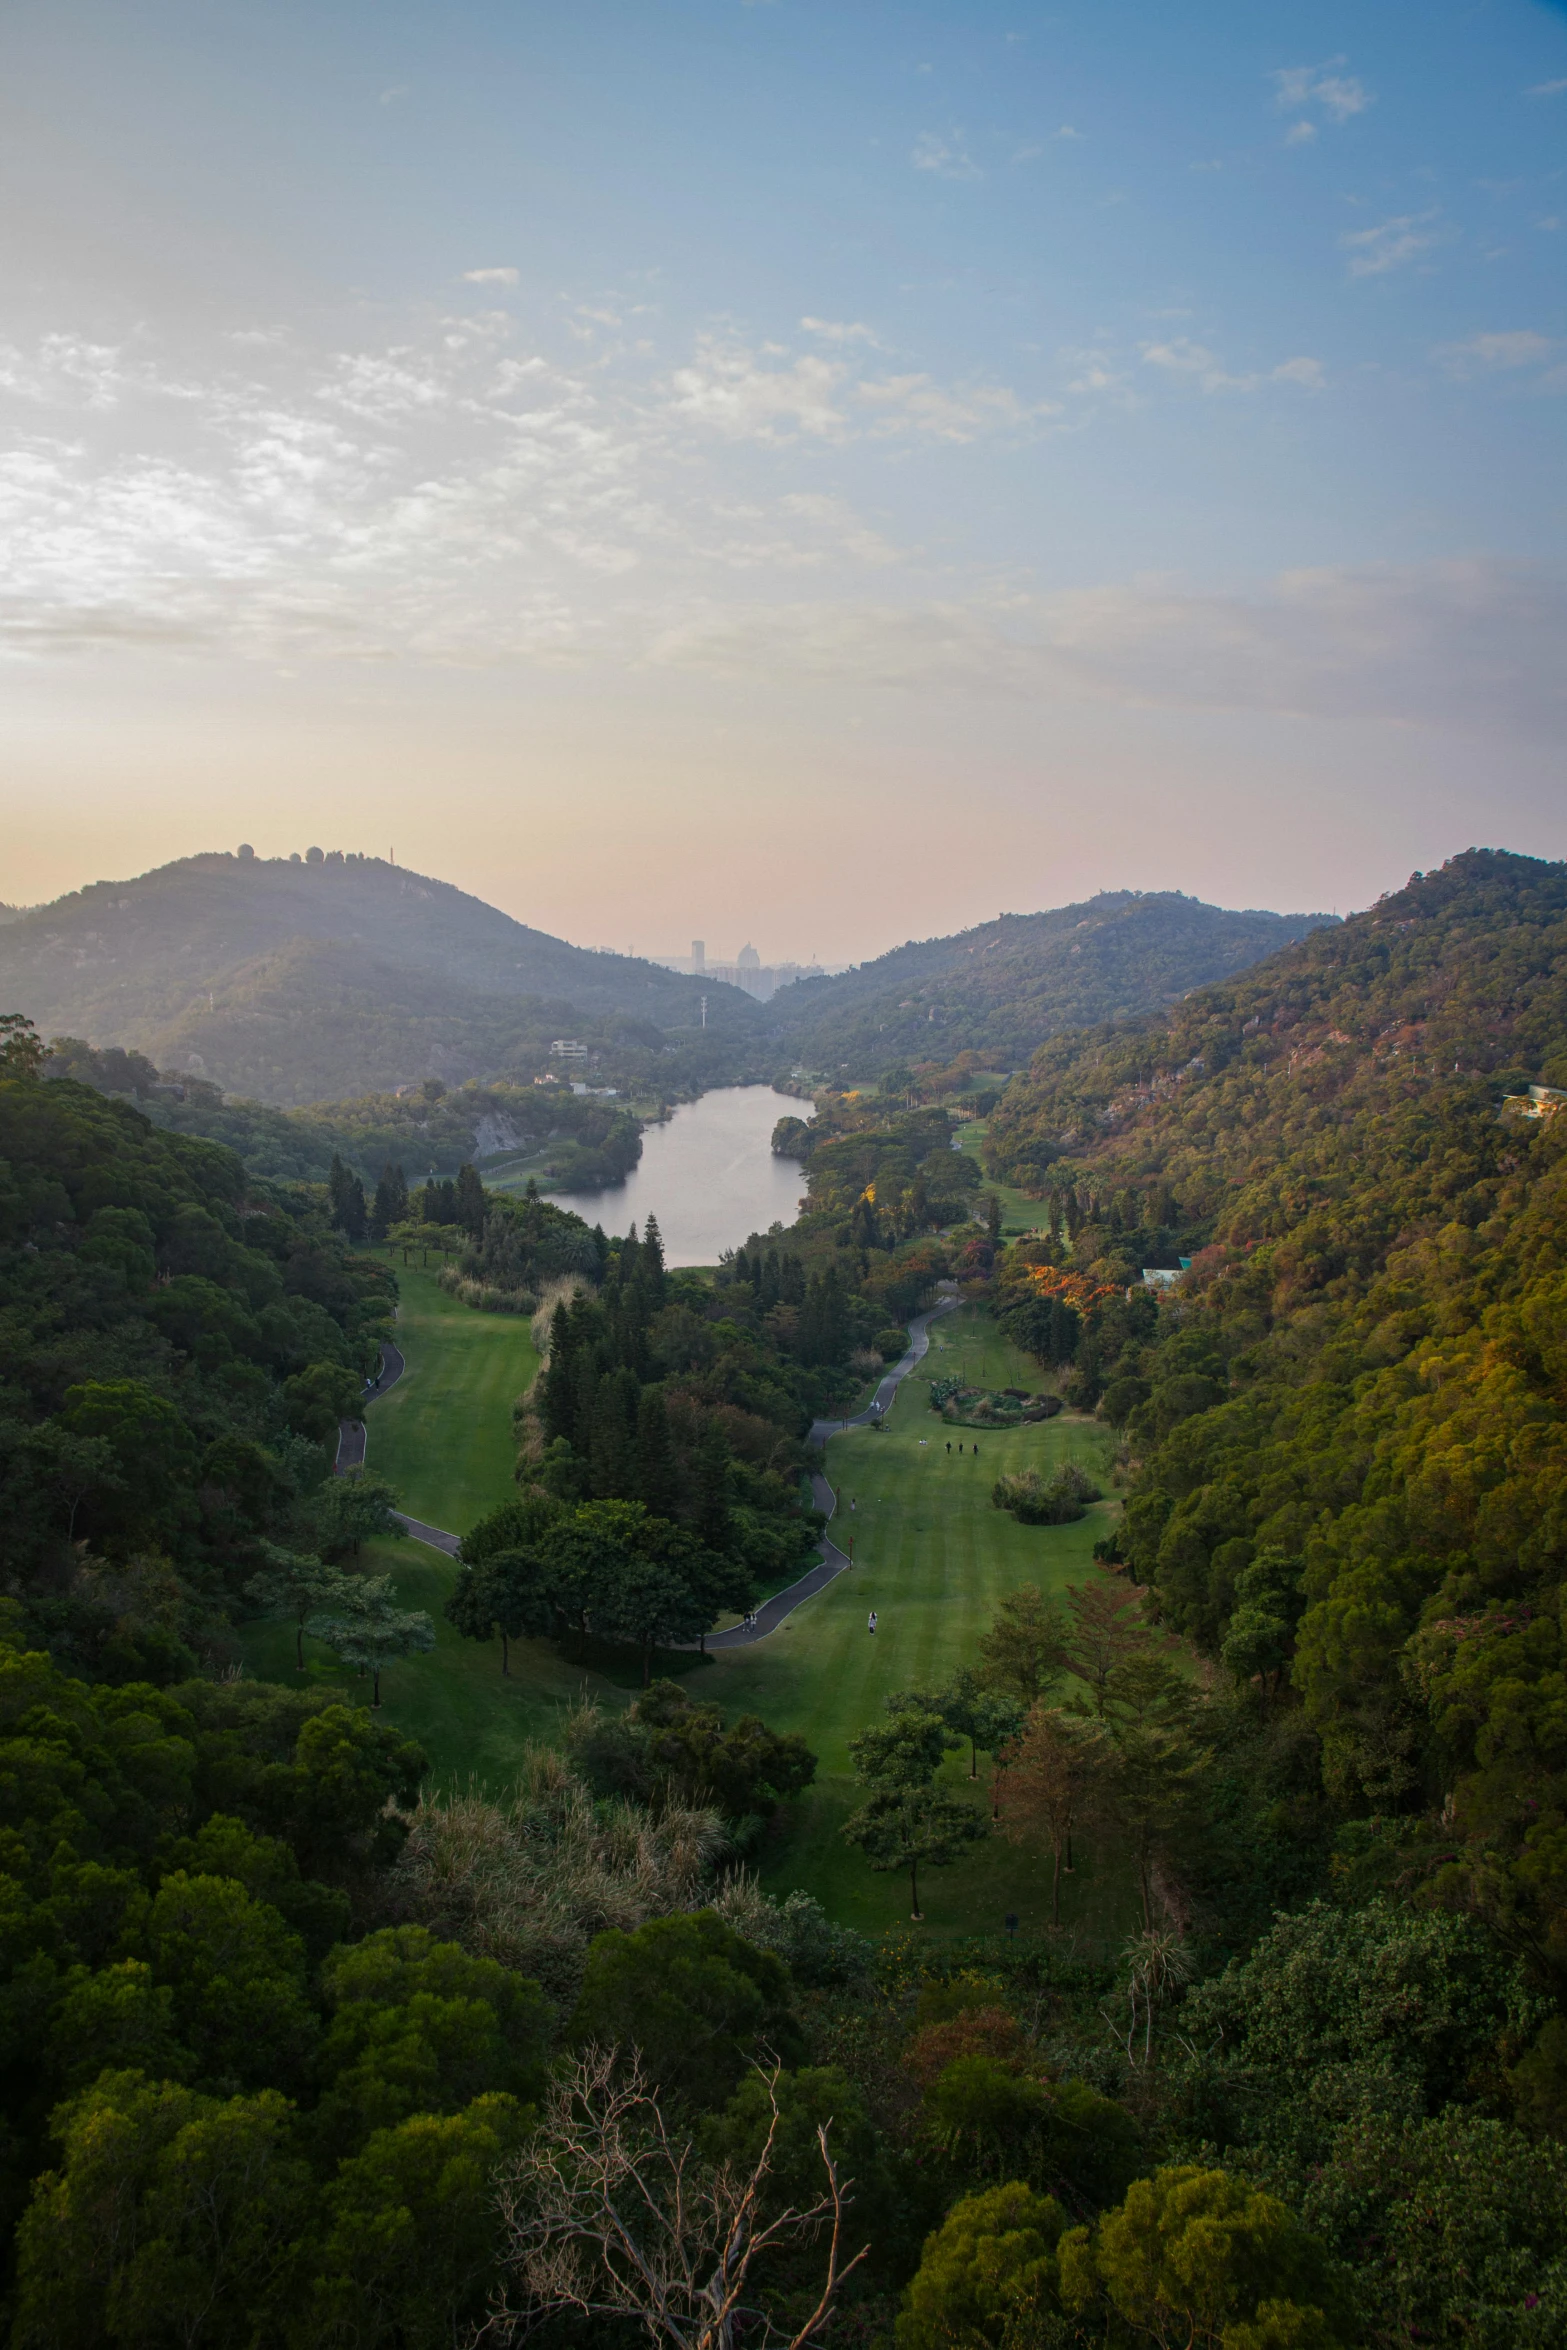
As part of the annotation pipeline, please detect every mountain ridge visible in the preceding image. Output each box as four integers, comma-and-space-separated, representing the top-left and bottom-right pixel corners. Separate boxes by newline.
0, 849, 763, 1104
768, 888, 1338, 1074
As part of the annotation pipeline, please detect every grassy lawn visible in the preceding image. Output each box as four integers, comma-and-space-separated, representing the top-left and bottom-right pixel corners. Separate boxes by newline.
953, 1117, 1050, 1236
238, 1536, 622, 1787
702, 1305, 1138, 1949
240, 1260, 628, 1784
244, 1274, 1137, 1943
363, 1260, 539, 1534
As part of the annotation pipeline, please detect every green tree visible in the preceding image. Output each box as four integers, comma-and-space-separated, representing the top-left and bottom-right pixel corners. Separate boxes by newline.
843, 1710, 987, 1920
454, 1161, 487, 1239
895, 1668, 1025, 1781
702, 2063, 897, 2269
59, 1381, 197, 1554
634, 1384, 680, 1520
0, 1010, 46, 1075
246, 1546, 363, 1671
370, 1160, 408, 1242
46, 1961, 193, 2093
283, 1360, 365, 1446
897, 2180, 1068, 2350
1058, 2166, 1348, 2349
13, 2072, 312, 2350
568, 1911, 799, 2109
1100, 1654, 1210, 1929
140, 1871, 317, 2089
306, 2095, 531, 2349
310, 1473, 405, 1562
316, 1580, 435, 1707
444, 1549, 551, 1675
314, 1926, 549, 2153
329, 1152, 368, 1241
979, 1585, 1069, 1707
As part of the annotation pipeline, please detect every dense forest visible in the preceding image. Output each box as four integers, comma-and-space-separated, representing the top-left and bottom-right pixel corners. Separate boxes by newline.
5, 846, 1567, 2346
1, 851, 766, 1106
42, 1047, 647, 1193
770, 891, 1336, 1076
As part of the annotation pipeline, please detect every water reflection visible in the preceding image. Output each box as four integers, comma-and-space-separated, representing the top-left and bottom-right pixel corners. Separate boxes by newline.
602, 1086, 813, 1265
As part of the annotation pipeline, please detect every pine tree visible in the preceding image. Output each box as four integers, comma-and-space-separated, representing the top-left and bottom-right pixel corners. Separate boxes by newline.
328, 1153, 364, 1237
640, 1213, 667, 1304
454, 1163, 486, 1239
634, 1386, 680, 1522
370, 1163, 407, 1241
692, 1420, 732, 1550
538, 1305, 579, 1447
588, 1367, 640, 1501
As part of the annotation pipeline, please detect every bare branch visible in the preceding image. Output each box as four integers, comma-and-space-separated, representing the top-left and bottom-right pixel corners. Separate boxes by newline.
487, 2048, 868, 2350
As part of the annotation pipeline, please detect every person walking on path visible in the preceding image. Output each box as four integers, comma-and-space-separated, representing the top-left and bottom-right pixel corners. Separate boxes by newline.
867, 1611, 878, 1634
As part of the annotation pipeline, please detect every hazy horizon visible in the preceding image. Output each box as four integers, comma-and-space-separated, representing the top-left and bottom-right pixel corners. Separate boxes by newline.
2, 0, 1563, 957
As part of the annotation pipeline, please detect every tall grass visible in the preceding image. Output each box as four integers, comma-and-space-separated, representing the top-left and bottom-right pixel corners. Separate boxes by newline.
391, 1743, 730, 2002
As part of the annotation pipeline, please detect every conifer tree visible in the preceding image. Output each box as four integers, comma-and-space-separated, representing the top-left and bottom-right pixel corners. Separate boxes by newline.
370, 1163, 408, 1241
588, 1367, 641, 1502
634, 1386, 680, 1522
692, 1420, 732, 1550
640, 1213, 667, 1304
454, 1163, 486, 1239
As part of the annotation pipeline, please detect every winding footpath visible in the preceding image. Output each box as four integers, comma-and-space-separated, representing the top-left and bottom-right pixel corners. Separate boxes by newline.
334, 1340, 461, 1558
333, 1289, 960, 1641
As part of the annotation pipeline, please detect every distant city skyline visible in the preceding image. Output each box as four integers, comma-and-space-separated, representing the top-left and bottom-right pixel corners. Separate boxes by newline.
0, 0, 1562, 955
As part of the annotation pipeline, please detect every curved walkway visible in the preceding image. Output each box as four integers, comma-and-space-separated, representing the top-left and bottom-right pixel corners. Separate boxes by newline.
808, 1291, 959, 1445
707, 1292, 959, 1648
335, 1294, 962, 1637
334, 1340, 461, 1557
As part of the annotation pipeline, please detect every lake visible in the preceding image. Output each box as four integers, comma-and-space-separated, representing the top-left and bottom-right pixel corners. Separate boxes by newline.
607, 1085, 813, 1265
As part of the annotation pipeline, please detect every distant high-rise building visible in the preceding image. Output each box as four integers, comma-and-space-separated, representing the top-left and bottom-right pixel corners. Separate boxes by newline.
737, 942, 760, 969
691, 939, 705, 971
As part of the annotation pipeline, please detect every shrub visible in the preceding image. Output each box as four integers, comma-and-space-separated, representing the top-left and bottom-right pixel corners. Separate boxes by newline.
993, 1465, 1103, 1525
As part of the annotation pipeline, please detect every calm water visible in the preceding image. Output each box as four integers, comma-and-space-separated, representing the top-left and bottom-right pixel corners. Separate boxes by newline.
608, 1086, 813, 1266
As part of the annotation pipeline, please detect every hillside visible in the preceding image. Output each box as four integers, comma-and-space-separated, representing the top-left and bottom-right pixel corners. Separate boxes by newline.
767, 889, 1336, 1076
0, 848, 763, 1104
978, 847, 1567, 1988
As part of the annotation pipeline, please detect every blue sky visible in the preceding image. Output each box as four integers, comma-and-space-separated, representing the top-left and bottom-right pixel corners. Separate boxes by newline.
2, 0, 1563, 957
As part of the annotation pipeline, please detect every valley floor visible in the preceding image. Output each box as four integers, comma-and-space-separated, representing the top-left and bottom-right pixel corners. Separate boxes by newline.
243, 1268, 1139, 1945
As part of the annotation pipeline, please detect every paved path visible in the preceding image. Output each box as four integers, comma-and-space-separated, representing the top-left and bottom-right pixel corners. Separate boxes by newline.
807, 1292, 959, 1445
334, 1339, 460, 1555
703, 1292, 959, 1649
335, 1292, 961, 1632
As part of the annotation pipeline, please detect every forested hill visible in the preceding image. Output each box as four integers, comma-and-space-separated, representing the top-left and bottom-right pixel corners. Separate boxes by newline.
768, 890, 1335, 1076
980, 847, 1567, 2004
0, 850, 762, 1105
987, 846, 1567, 1192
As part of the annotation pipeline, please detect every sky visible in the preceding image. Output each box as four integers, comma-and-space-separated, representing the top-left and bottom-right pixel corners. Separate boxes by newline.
1, 0, 1564, 962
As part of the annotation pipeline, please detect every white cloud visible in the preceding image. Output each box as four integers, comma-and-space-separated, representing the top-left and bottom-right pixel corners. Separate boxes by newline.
463, 267, 519, 287
855, 373, 1055, 440
666, 336, 849, 440
1436, 329, 1557, 375
800, 317, 880, 346
1341, 212, 1440, 277
1051, 125, 1083, 141
1273, 59, 1373, 128
649, 559, 1567, 739
911, 129, 980, 180
1141, 339, 1324, 393
1526, 77, 1567, 97
1284, 120, 1317, 146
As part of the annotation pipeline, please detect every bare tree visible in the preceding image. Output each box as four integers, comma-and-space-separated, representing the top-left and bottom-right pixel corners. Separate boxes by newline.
488, 2048, 868, 2350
